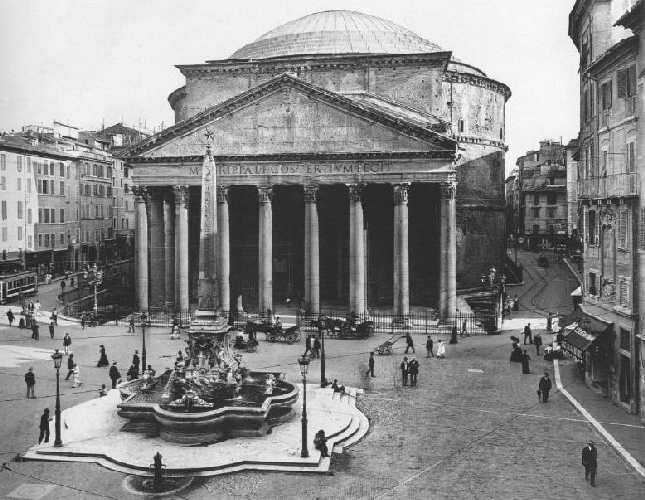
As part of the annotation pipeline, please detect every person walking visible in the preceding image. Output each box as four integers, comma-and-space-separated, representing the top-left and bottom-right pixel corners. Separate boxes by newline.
64, 353, 75, 380
400, 357, 409, 386
31, 322, 39, 341
523, 323, 532, 345
436, 340, 446, 359
538, 371, 552, 402
312, 336, 321, 359
6, 309, 14, 327
303, 335, 313, 357
521, 349, 531, 374
366, 352, 375, 377
404, 333, 415, 354
426, 335, 434, 358
80, 314, 86, 330
109, 362, 121, 389
72, 363, 82, 388
132, 350, 140, 374
97, 345, 109, 367
450, 325, 458, 344
25, 367, 35, 398
582, 441, 598, 487
534, 333, 543, 356
38, 408, 51, 444
62, 333, 72, 355
128, 316, 135, 333
51, 309, 58, 326
49, 321, 55, 339
408, 358, 419, 386
461, 319, 467, 336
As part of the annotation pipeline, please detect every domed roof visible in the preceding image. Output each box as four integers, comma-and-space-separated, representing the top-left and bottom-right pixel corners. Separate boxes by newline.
230, 10, 445, 60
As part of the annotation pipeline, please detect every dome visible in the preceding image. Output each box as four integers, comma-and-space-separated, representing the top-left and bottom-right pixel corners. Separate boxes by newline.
230, 10, 445, 60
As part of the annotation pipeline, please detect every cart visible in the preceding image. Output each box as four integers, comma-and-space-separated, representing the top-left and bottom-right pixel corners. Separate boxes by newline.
376, 334, 405, 355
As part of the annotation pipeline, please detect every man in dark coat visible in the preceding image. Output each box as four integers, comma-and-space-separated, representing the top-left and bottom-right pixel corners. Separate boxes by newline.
404, 334, 415, 354
534, 333, 543, 356
38, 408, 51, 444
64, 353, 75, 381
521, 349, 531, 374
63, 333, 72, 355
49, 321, 55, 339
25, 367, 36, 398
582, 441, 598, 486
400, 357, 409, 386
132, 350, 140, 374
6, 309, 14, 327
109, 362, 121, 389
31, 323, 39, 340
408, 358, 419, 386
538, 371, 552, 402
366, 352, 375, 377
523, 323, 532, 344
426, 335, 434, 358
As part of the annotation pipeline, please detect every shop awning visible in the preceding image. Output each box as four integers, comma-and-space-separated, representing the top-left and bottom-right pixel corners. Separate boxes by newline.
563, 326, 597, 351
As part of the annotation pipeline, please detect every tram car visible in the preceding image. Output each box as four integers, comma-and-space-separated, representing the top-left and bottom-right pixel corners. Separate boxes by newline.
0, 270, 38, 304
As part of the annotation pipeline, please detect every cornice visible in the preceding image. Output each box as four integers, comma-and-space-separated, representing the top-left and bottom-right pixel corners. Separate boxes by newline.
443, 71, 511, 101
587, 36, 638, 76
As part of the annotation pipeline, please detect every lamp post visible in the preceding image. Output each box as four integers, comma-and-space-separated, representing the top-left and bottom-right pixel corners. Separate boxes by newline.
141, 313, 148, 376
320, 325, 326, 388
51, 349, 63, 447
297, 355, 310, 458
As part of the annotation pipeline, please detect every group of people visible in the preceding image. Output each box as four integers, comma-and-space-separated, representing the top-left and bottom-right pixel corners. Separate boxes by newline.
303, 334, 322, 358
399, 356, 420, 386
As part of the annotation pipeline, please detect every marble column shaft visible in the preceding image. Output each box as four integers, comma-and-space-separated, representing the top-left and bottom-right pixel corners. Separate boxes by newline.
174, 186, 190, 312
163, 193, 175, 306
349, 184, 366, 314
304, 185, 320, 313
148, 191, 165, 307
393, 184, 410, 316
134, 187, 149, 312
217, 186, 230, 311
258, 187, 273, 314
439, 182, 457, 319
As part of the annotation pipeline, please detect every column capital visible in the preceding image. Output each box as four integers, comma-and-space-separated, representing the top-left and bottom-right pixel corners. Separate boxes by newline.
216, 186, 229, 204
304, 185, 319, 204
173, 185, 190, 206
258, 186, 273, 204
440, 182, 457, 200
393, 183, 410, 205
132, 185, 149, 203
347, 183, 365, 203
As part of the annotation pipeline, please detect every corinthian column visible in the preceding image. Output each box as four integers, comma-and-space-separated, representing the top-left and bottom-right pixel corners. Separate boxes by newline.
258, 187, 273, 314
217, 186, 230, 311
174, 185, 190, 312
148, 190, 165, 307
348, 184, 366, 315
304, 185, 320, 313
133, 186, 149, 312
163, 191, 175, 306
439, 182, 457, 319
393, 184, 410, 317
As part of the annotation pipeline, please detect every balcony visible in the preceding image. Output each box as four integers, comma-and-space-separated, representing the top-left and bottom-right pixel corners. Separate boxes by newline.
577, 172, 639, 199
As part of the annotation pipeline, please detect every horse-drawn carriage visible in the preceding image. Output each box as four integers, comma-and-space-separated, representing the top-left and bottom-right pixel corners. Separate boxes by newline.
232, 328, 259, 352
315, 315, 375, 339
245, 320, 301, 344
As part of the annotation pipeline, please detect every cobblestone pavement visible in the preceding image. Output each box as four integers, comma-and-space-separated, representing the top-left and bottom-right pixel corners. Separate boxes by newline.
0, 252, 643, 499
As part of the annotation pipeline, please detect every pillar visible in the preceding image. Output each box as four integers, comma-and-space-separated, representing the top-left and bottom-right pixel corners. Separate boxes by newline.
304, 185, 320, 313
393, 184, 410, 316
163, 191, 175, 306
439, 182, 457, 320
349, 184, 366, 314
134, 186, 149, 312
174, 185, 190, 312
258, 187, 273, 314
148, 190, 165, 307
217, 186, 230, 311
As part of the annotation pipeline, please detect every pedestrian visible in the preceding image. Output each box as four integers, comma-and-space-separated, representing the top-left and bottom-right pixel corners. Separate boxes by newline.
366, 352, 375, 377
461, 319, 467, 336
534, 332, 543, 356
146, 364, 156, 377
450, 324, 458, 344
132, 350, 140, 374
80, 314, 86, 330
98, 384, 108, 397
304, 335, 313, 357
64, 353, 75, 380
581, 441, 598, 487
546, 312, 552, 333
6, 309, 14, 327
49, 321, 55, 339
404, 333, 415, 354
523, 323, 532, 344
72, 363, 82, 388
62, 333, 72, 355
312, 336, 321, 359
408, 357, 419, 386
400, 356, 409, 386
521, 349, 531, 374
97, 345, 109, 367
25, 367, 35, 398
426, 335, 434, 358
127, 364, 139, 381
538, 371, 552, 402
436, 340, 446, 359
31, 322, 39, 341
51, 309, 58, 326
109, 362, 121, 389
513, 295, 520, 311
38, 408, 51, 444
128, 316, 135, 333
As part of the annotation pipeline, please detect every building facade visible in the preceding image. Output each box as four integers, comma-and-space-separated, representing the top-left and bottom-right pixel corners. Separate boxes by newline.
126, 10, 510, 317
569, 0, 644, 421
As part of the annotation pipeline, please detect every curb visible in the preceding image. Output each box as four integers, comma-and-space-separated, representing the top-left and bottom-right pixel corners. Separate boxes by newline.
553, 359, 645, 479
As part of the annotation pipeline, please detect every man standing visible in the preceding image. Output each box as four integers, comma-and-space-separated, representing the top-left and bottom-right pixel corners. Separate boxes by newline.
426, 335, 434, 358
400, 357, 409, 386
63, 333, 72, 355
38, 408, 51, 444
132, 350, 140, 375
523, 323, 532, 345
6, 309, 14, 327
404, 333, 415, 354
366, 352, 375, 378
538, 371, 552, 402
31, 322, 39, 341
25, 367, 35, 398
109, 362, 121, 389
408, 358, 419, 386
534, 332, 543, 356
64, 353, 75, 381
49, 321, 55, 339
582, 441, 598, 486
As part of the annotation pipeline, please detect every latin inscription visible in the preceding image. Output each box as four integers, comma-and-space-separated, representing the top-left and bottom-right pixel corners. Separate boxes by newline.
188, 163, 387, 177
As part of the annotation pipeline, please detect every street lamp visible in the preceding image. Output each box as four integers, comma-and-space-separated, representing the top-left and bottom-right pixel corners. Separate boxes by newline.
84, 264, 103, 314
320, 324, 326, 388
297, 355, 310, 458
141, 313, 148, 376
51, 349, 63, 447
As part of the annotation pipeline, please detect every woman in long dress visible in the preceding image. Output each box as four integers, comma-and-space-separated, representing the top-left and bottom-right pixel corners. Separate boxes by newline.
97, 345, 109, 367
521, 350, 531, 374
436, 340, 446, 359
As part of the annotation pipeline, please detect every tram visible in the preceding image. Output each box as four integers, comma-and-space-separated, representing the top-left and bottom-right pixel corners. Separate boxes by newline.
0, 270, 38, 304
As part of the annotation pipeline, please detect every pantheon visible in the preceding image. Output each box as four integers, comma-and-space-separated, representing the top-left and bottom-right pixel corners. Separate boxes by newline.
125, 10, 511, 318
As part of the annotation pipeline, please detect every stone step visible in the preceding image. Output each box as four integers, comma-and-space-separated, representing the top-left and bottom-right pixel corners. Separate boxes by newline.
120, 421, 159, 437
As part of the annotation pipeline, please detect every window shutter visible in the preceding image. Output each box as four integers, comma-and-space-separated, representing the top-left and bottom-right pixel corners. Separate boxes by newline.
617, 68, 627, 98
627, 66, 636, 97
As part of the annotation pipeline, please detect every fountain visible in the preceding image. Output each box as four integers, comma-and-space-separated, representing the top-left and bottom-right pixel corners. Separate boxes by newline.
117, 326, 298, 444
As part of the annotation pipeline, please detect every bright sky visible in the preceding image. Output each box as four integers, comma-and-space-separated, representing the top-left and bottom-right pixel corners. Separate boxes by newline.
0, 0, 580, 172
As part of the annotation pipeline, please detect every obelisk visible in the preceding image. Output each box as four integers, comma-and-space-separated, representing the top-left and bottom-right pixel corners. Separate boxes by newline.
197, 145, 218, 310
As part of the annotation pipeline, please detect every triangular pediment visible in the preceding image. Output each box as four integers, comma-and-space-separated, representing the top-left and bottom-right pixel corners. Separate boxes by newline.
127, 74, 456, 160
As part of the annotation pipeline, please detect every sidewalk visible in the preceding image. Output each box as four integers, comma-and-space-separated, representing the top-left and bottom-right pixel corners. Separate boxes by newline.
557, 357, 645, 472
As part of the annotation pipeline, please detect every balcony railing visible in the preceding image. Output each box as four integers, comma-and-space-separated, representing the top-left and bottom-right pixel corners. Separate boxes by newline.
577, 172, 639, 199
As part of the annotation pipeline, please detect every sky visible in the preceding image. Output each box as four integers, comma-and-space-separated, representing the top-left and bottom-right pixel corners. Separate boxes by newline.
0, 0, 581, 172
